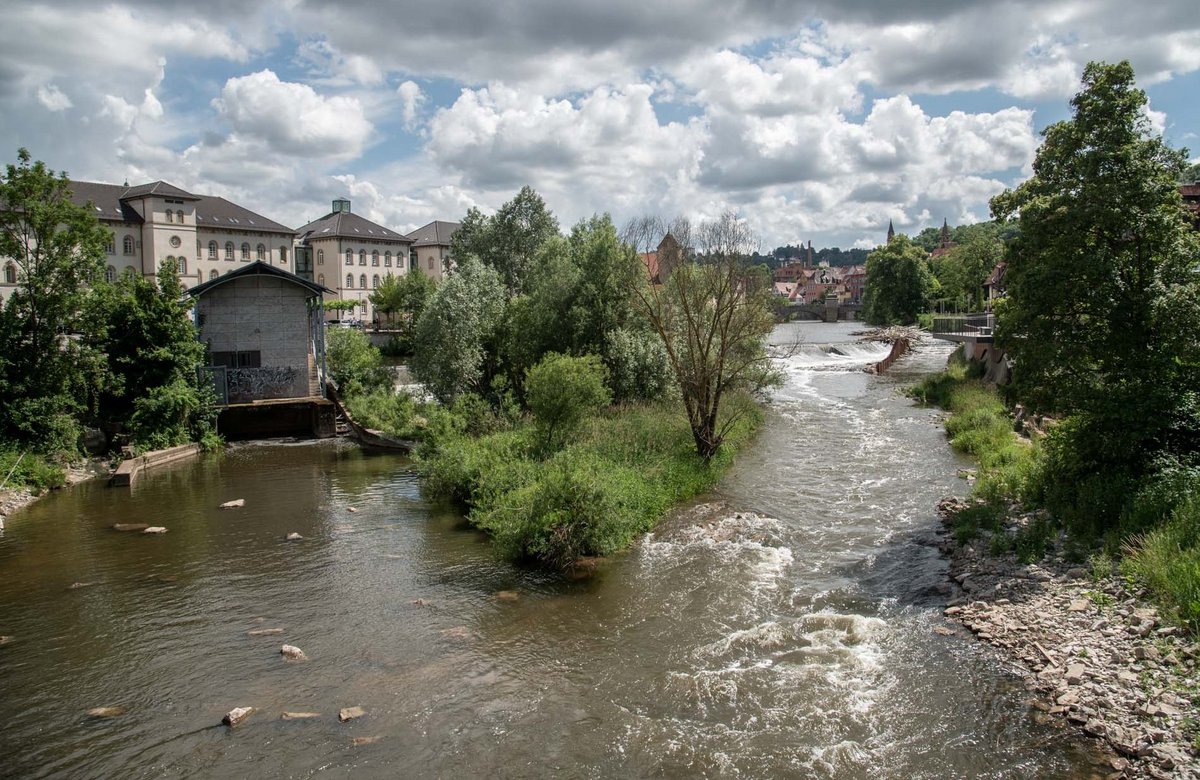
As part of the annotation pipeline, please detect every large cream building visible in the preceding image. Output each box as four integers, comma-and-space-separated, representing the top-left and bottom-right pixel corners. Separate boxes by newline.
0, 181, 458, 323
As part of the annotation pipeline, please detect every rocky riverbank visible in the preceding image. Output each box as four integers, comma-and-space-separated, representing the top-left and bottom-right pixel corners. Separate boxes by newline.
0, 460, 110, 527
937, 497, 1200, 779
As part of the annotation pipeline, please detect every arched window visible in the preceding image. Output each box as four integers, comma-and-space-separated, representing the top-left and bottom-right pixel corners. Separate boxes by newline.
106, 234, 115, 254
358, 250, 366, 266
359, 274, 367, 289
209, 269, 219, 280
256, 244, 266, 261
359, 302, 367, 315
317, 274, 325, 286
178, 257, 188, 275
3, 263, 16, 284
105, 265, 116, 283
123, 267, 138, 279
224, 242, 234, 261
166, 210, 174, 223
371, 250, 379, 266
372, 274, 380, 288
384, 251, 391, 267
123, 235, 135, 255
241, 243, 250, 261
279, 246, 288, 264
317, 249, 325, 265
427, 256, 435, 270
345, 249, 353, 265
176, 210, 184, 223
345, 273, 354, 288
208, 241, 217, 258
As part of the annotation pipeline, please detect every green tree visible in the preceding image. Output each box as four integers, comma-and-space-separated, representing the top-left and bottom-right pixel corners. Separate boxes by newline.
991, 60, 1200, 530
410, 258, 507, 403
323, 299, 357, 317
932, 232, 1003, 311
633, 213, 779, 461
86, 257, 214, 449
451, 186, 559, 296
0, 149, 109, 451
326, 328, 391, 397
525, 353, 611, 454
862, 235, 934, 325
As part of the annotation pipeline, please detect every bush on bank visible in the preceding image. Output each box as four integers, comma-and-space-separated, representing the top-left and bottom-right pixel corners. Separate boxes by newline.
420, 392, 763, 569
0, 446, 65, 494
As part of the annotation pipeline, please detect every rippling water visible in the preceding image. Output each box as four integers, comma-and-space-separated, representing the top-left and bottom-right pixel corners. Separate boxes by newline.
0, 323, 1106, 778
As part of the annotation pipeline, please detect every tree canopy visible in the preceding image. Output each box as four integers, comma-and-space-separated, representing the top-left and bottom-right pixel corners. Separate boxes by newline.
862, 235, 934, 325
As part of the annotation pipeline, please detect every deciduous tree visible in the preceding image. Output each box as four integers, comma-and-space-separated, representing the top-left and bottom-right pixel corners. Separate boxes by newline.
862, 235, 934, 325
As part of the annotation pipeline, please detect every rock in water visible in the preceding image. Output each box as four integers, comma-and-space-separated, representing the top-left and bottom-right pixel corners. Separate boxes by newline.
222, 706, 254, 726
247, 628, 285, 637
67, 581, 97, 590
113, 524, 149, 532
87, 706, 125, 718
285, 532, 303, 541
495, 590, 520, 602
347, 507, 358, 513
220, 499, 245, 509
281, 711, 321, 720
280, 644, 308, 661
0, 636, 12, 646
142, 527, 167, 534
338, 706, 365, 722
351, 735, 381, 746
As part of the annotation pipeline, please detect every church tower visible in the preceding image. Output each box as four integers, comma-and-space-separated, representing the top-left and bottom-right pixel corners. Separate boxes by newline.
886, 220, 895, 244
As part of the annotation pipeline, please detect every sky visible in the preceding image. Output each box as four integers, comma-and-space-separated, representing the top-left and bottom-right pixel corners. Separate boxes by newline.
1, 0, 1197, 251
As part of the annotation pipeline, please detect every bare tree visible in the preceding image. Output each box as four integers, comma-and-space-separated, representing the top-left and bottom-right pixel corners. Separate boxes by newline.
628, 212, 779, 461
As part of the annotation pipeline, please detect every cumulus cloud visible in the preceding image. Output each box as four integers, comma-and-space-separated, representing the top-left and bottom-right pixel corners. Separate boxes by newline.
212, 70, 372, 158
36, 84, 71, 112
397, 80, 426, 128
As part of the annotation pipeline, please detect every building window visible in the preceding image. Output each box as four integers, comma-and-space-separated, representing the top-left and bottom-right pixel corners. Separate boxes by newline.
241, 243, 250, 261
105, 265, 116, 283
210, 350, 261, 369
106, 234, 115, 254
359, 302, 367, 315
256, 244, 266, 261
170, 235, 181, 248
178, 257, 188, 275
166, 210, 174, 223
384, 251, 391, 267
346, 273, 354, 288
209, 269, 218, 280
279, 246, 288, 264
345, 249, 353, 265
372, 274, 380, 288
359, 274, 366, 289
224, 242, 234, 261
318, 274, 325, 286
317, 249, 325, 266
208, 241, 217, 259
371, 250, 379, 266
427, 256, 434, 270
123, 236, 135, 255
358, 250, 366, 266
176, 210, 184, 223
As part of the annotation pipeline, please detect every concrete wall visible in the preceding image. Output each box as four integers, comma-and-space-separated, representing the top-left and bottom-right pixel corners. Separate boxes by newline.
196, 276, 316, 399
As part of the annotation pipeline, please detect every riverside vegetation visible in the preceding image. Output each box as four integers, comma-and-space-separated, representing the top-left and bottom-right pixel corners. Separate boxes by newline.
329, 192, 776, 569
0, 150, 218, 499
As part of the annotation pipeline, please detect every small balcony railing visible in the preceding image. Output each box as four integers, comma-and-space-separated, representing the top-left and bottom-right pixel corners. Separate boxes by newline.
931, 313, 995, 339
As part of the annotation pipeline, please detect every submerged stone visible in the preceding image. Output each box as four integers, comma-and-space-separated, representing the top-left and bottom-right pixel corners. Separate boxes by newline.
142, 527, 167, 534
87, 706, 125, 718
220, 499, 245, 509
112, 524, 149, 532
281, 711, 321, 720
495, 590, 520, 602
351, 735, 381, 746
280, 644, 308, 661
285, 532, 303, 541
247, 628, 284, 637
338, 706, 365, 722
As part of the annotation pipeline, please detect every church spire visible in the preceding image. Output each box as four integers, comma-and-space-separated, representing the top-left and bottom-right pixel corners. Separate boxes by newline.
886, 219, 895, 244
940, 218, 950, 246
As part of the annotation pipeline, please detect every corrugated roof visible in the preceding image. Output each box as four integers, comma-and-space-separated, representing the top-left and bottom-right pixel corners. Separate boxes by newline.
406, 220, 460, 247
185, 260, 332, 298
296, 211, 409, 242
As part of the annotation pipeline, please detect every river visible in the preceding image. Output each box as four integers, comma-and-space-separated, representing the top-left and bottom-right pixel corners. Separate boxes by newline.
0, 323, 1106, 778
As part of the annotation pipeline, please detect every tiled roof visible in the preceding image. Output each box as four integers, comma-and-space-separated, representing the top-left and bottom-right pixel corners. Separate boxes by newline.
121, 180, 200, 200
406, 220, 460, 247
64, 180, 293, 233
296, 211, 409, 242
193, 196, 293, 234
68, 181, 143, 223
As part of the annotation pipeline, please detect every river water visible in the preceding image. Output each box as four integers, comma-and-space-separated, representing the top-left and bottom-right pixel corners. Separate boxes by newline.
0, 323, 1106, 778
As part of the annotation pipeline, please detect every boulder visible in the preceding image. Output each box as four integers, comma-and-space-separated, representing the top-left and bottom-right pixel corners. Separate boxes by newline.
222, 706, 254, 726
220, 499, 245, 509
281, 711, 321, 720
285, 533, 303, 541
87, 706, 125, 718
280, 644, 307, 661
246, 628, 284, 637
338, 706, 365, 722
142, 527, 167, 534
1065, 664, 1087, 685
113, 524, 149, 532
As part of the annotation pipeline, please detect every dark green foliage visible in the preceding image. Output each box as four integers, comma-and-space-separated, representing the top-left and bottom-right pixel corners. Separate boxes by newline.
326, 328, 391, 397
369, 271, 436, 352
0, 446, 65, 493
525, 353, 611, 454
930, 232, 1004, 311
451, 186, 560, 296
0, 148, 109, 452
862, 235, 935, 325
1123, 488, 1200, 633
991, 61, 1200, 530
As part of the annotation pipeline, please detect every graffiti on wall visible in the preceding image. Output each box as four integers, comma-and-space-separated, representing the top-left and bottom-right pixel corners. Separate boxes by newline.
227, 367, 300, 402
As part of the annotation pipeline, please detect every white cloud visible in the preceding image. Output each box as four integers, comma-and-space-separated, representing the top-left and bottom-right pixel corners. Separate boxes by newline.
36, 84, 71, 112
212, 70, 372, 159
397, 80, 426, 128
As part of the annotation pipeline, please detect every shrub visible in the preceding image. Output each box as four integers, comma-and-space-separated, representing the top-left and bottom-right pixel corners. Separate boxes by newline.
604, 327, 672, 402
326, 329, 391, 397
0, 446, 65, 494
1123, 492, 1200, 634
344, 391, 417, 436
525, 353, 611, 454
